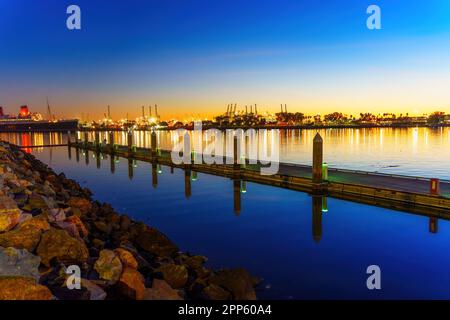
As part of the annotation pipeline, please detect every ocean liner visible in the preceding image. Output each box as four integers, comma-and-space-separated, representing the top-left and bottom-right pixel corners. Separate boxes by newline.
0, 105, 78, 132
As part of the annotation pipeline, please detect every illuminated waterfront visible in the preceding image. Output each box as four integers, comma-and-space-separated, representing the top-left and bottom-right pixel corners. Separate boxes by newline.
4, 127, 450, 179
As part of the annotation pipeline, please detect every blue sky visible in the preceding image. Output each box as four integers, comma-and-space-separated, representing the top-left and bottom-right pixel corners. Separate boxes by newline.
1, 0, 450, 119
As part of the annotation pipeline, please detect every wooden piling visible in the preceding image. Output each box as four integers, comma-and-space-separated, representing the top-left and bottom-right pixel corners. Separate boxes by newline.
233, 134, 240, 172
430, 178, 440, 195
109, 131, 115, 153
95, 131, 100, 151
183, 132, 191, 165
127, 131, 133, 153
312, 133, 323, 184
84, 132, 89, 146
151, 131, 157, 158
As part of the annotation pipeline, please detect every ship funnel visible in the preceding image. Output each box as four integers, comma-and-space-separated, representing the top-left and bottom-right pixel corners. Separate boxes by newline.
20, 105, 30, 117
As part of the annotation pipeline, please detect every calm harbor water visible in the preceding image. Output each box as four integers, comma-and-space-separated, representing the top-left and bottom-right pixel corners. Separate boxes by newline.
3, 127, 449, 179
2, 130, 450, 299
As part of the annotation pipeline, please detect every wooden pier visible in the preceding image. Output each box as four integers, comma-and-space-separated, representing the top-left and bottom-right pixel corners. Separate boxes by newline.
67, 133, 450, 220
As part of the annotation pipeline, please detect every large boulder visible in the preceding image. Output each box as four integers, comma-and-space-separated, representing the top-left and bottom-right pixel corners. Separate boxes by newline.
19, 214, 50, 232
94, 249, 123, 282
66, 215, 89, 238
114, 248, 138, 269
27, 193, 54, 211
67, 197, 92, 216
201, 284, 232, 300
0, 196, 22, 232
156, 264, 188, 289
118, 267, 145, 300
0, 225, 42, 252
142, 279, 182, 300
209, 268, 257, 300
0, 247, 41, 281
81, 279, 107, 300
135, 227, 178, 257
36, 229, 89, 267
0, 276, 53, 300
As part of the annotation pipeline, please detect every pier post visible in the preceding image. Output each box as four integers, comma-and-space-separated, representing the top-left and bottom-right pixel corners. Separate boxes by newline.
233, 134, 240, 172
152, 163, 158, 188
430, 178, 440, 196
429, 217, 438, 234
183, 131, 191, 165
233, 179, 241, 215
84, 132, 89, 146
109, 131, 115, 153
75, 146, 80, 163
312, 133, 323, 184
127, 131, 133, 154
67, 131, 72, 145
95, 131, 100, 151
312, 195, 323, 243
151, 131, 157, 159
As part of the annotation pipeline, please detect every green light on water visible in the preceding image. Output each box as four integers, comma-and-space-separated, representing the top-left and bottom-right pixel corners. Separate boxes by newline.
241, 181, 247, 193
322, 197, 328, 213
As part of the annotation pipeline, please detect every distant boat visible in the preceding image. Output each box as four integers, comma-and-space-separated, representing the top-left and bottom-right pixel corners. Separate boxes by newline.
0, 105, 78, 132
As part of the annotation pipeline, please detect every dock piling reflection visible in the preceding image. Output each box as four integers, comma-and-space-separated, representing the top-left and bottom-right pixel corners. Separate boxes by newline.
128, 158, 134, 180
233, 179, 241, 215
185, 167, 191, 198
312, 195, 323, 243
152, 162, 158, 188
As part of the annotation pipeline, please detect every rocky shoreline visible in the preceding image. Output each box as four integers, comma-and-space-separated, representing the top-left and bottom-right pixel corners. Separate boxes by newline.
0, 141, 259, 300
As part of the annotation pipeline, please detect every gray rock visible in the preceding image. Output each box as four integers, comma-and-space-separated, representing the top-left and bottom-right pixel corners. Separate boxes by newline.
0, 247, 41, 281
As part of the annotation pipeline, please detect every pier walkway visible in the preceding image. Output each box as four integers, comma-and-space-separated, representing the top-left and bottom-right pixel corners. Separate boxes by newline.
68, 135, 450, 219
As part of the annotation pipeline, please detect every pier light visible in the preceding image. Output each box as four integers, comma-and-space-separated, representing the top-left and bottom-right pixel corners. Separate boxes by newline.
241, 155, 246, 168
191, 171, 198, 181
133, 160, 138, 168
241, 180, 247, 193
157, 164, 162, 174
322, 163, 328, 181
322, 197, 328, 213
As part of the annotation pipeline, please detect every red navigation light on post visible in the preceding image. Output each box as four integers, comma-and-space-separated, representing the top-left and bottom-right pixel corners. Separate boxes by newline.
430, 178, 440, 196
